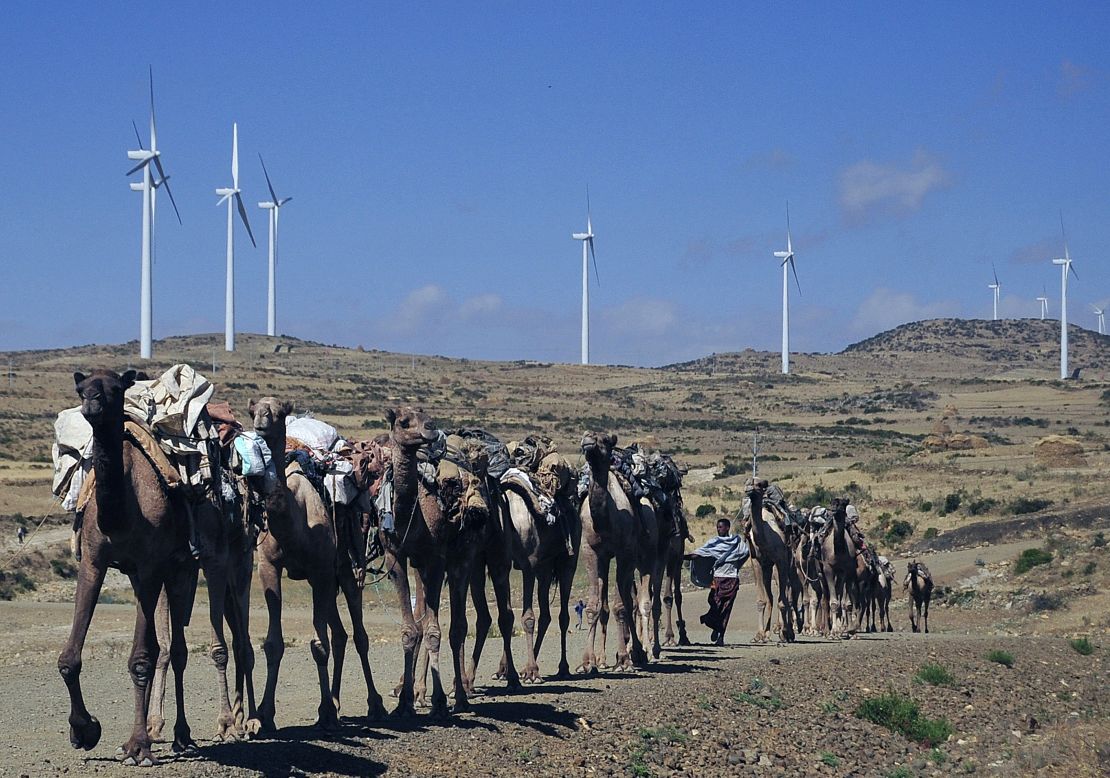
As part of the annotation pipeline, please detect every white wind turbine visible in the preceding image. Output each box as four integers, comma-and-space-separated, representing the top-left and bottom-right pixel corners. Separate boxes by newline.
1093, 305, 1105, 335
571, 188, 600, 365
125, 68, 181, 360
215, 123, 257, 352
773, 203, 800, 375
1052, 216, 1079, 379
1036, 286, 1049, 320
258, 155, 292, 338
988, 264, 1000, 321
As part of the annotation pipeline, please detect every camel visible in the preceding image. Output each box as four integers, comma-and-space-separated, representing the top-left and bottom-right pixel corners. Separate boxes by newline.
744, 479, 796, 643
820, 498, 862, 637
793, 519, 830, 637
485, 477, 581, 683
149, 449, 259, 742
657, 509, 690, 648
58, 369, 199, 766
905, 560, 934, 633
381, 407, 486, 718
247, 397, 386, 734
870, 558, 894, 633
577, 432, 653, 672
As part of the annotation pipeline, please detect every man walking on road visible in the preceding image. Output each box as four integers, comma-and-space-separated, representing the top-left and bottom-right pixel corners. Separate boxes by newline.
697, 518, 744, 646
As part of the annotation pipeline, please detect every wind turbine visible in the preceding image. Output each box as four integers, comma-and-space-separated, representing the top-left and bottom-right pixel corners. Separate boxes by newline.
571, 188, 600, 365
258, 155, 292, 338
1036, 286, 1049, 320
1052, 216, 1079, 379
125, 68, 181, 360
215, 123, 257, 352
1093, 306, 1105, 336
988, 264, 1000, 321
773, 203, 800, 374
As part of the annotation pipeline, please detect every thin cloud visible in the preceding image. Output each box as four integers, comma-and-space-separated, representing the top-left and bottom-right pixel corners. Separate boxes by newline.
838, 150, 951, 224
459, 293, 502, 319
848, 287, 961, 337
1009, 237, 1061, 265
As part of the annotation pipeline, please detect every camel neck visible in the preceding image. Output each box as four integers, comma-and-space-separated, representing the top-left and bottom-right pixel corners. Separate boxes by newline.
749, 492, 768, 537
261, 428, 288, 487
832, 509, 849, 554
390, 441, 420, 531
586, 454, 610, 530
89, 413, 128, 535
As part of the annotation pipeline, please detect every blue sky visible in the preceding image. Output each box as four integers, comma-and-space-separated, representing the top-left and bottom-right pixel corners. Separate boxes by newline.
1, 2, 1108, 365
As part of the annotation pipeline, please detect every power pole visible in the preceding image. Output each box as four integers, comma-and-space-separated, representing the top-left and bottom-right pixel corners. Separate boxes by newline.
751, 432, 761, 478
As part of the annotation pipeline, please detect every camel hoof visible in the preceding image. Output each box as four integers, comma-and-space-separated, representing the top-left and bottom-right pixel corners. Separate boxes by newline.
172, 735, 198, 754
554, 667, 574, 681
677, 635, 692, 647
390, 701, 417, 719
146, 717, 165, 742
451, 699, 472, 715
651, 644, 662, 660
505, 676, 524, 690
367, 697, 388, 721
662, 638, 676, 648
69, 716, 102, 751
314, 708, 340, 732
429, 702, 451, 720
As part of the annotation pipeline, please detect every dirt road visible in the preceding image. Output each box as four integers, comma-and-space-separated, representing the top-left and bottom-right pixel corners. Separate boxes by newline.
1, 539, 1106, 777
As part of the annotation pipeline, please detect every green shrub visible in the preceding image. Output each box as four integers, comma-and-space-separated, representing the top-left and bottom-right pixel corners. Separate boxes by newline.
1093, 532, 1106, 548
1069, 637, 1094, 656
919, 500, 933, 512
0, 569, 37, 600
967, 497, 999, 516
986, 649, 1014, 667
884, 520, 914, 545
923, 527, 939, 539
820, 752, 840, 767
915, 662, 954, 686
695, 503, 717, 518
798, 484, 836, 509
1014, 548, 1053, 574
855, 690, 953, 746
1009, 497, 1053, 515
1082, 561, 1096, 575
50, 558, 76, 579
943, 492, 962, 513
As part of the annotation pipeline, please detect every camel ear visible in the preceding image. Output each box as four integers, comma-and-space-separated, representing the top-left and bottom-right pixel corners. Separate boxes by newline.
120, 370, 137, 391
73, 372, 86, 392
280, 400, 294, 417
247, 398, 257, 415
384, 408, 397, 427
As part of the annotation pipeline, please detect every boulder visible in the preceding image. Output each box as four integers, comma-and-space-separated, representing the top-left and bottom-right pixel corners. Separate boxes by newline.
1033, 435, 1087, 467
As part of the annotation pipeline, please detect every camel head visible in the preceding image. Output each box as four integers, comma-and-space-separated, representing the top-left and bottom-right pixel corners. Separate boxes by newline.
580, 431, 617, 468
74, 369, 135, 427
385, 407, 437, 449
248, 397, 294, 437
743, 477, 769, 499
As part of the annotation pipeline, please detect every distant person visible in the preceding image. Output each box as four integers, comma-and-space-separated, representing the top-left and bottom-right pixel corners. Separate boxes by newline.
697, 517, 745, 646
16, 525, 26, 545
574, 599, 585, 630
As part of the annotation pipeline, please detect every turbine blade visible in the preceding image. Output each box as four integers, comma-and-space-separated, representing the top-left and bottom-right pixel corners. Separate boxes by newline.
279, 196, 292, 206
259, 153, 279, 205
1060, 210, 1071, 261
992, 261, 999, 286
232, 123, 239, 188
785, 201, 792, 254
790, 256, 801, 295
132, 119, 145, 150
217, 193, 230, 206
159, 170, 182, 225
235, 192, 257, 247
1069, 263, 1078, 280
125, 157, 151, 176
589, 238, 600, 287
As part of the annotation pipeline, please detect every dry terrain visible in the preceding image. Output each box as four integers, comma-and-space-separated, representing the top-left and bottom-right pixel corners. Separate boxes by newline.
0, 319, 1107, 776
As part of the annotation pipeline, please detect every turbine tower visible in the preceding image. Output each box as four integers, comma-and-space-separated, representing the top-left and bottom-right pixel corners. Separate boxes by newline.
571, 189, 599, 365
988, 264, 1000, 321
215, 123, 256, 352
773, 203, 800, 374
258, 155, 292, 338
1094, 306, 1105, 335
1052, 217, 1078, 379
1036, 286, 1049, 320
125, 68, 181, 360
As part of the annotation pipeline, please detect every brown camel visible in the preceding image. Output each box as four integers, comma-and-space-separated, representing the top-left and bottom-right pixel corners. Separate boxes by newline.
58, 369, 199, 766
381, 407, 485, 718
904, 560, 933, 633
794, 518, 830, 636
577, 432, 652, 672
870, 558, 894, 633
150, 455, 259, 741
820, 498, 862, 636
744, 479, 796, 643
247, 398, 387, 734
657, 506, 690, 648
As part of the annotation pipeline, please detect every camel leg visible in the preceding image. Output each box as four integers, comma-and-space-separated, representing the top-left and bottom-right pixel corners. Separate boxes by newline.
553, 556, 575, 679
447, 562, 472, 715
533, 568, 554, 667
598, 573, 611, 668
775, 562, 795, 643
308, 579, 340, 730
165, 564, 198, 754
339, 571, 387, 720
576, 547, 603, 675
326, 595, 348, 721
487, 554, 519, 689
249, 558, 283, 734
649, 563, 663, 659
923, 595, 930, 634
517, 569, 540, 682
616, 555, 648, 668
749, 559, 770, 643
58, 554, 108, 753
227, 565, 257, 733
119, 574, 161, 766
147, 589, 170, 741
420, 562, 449, 719
673, 556, 690, 646
466, 561, 491, 695
661, 565, 676, 647
412, 573, 431, 707
203, 564, 237, 741
387, 552, 421, 719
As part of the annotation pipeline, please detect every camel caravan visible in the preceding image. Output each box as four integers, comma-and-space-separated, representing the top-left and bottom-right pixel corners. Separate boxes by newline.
50, 364, 933, 765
